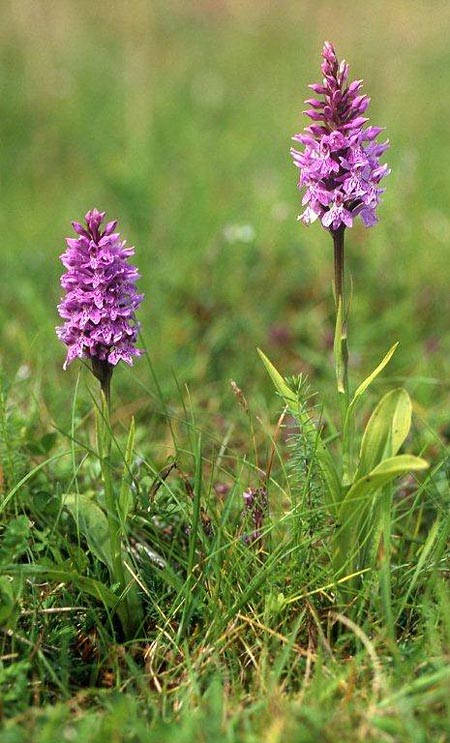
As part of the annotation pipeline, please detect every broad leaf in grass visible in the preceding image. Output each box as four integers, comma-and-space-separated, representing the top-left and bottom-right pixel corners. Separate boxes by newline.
334, 454, 428, 574
340, 454, 428, 523
357, 388, 412, 478
62, 493, 112, 573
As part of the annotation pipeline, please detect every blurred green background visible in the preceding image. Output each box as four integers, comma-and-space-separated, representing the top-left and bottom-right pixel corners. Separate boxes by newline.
2, 0, 450, 425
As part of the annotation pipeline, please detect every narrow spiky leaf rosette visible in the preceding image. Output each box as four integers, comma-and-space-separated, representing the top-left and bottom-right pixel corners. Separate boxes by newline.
291, 41, 390, 230
56, 209, 143, 378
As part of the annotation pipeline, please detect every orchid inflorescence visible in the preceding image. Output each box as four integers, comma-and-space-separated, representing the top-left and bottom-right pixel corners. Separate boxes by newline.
56, 209, 143, 374
291, 41, 390, 231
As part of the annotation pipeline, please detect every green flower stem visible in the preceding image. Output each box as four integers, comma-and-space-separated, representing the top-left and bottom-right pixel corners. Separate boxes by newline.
332, 226, 352, 484
332, 226, 349, 402
98, 377, 135, 638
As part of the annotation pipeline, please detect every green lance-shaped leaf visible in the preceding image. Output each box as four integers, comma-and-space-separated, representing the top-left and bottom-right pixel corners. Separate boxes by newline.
342, 343, 398, 446
333, 294, 347, 395
258, 349, 298, 410
340, 454, 428, 523
258, 349, 341, 511
62, 493, 113, 573
118, 416, 136, 525
349, 343, 398, 410
333, 454, 428, 574
356, 388, 412, 479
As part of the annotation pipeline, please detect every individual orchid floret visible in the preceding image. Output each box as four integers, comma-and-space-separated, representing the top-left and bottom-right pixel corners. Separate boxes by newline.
56, 209, 143, 379
291, 41, 390, 231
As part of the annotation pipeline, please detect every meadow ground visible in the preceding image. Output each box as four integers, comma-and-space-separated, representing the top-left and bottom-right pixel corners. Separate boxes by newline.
1, 1, 450, 741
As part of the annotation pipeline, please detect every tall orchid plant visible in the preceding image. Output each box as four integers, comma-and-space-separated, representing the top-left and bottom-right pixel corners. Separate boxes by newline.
260, 43, 427, 597
291, 40, 389, 408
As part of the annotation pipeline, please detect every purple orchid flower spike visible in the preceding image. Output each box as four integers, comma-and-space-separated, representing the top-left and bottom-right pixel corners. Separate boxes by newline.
56, 209, 143, 391
291, 41, 390, 231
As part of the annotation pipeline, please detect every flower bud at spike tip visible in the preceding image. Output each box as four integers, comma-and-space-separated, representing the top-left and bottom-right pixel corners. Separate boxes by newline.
56, 209, 144, 377
291, 42, 390, 231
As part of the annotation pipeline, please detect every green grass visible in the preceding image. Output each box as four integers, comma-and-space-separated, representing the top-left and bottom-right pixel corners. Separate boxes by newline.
2, 1, 450, 740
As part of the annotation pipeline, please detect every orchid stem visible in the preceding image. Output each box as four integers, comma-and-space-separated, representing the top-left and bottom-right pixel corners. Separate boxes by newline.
98, 382, 135, 638
332, 226, 352, 482
332, 226, 349, 401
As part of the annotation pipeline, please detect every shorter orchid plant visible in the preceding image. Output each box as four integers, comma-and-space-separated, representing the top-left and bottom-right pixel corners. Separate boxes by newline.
260, 42, 427, 598
56, 209, 144, 637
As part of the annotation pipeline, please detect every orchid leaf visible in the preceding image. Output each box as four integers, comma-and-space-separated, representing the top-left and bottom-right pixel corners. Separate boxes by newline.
352, 343, 398, 406
340, 454, 428, 522
337, 453, 428, 552
62, 493, 113, 573
333, 296, 347, 395
118, 416, 136, 525
334, 454, 428, 576
257, 348, 297, 410
357, 388, 412, 479
343, 343, 398, 444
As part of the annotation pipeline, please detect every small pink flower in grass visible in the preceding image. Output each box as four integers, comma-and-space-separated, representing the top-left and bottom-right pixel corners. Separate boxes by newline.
291, 41, 390, 231
56, 209, 143, 385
